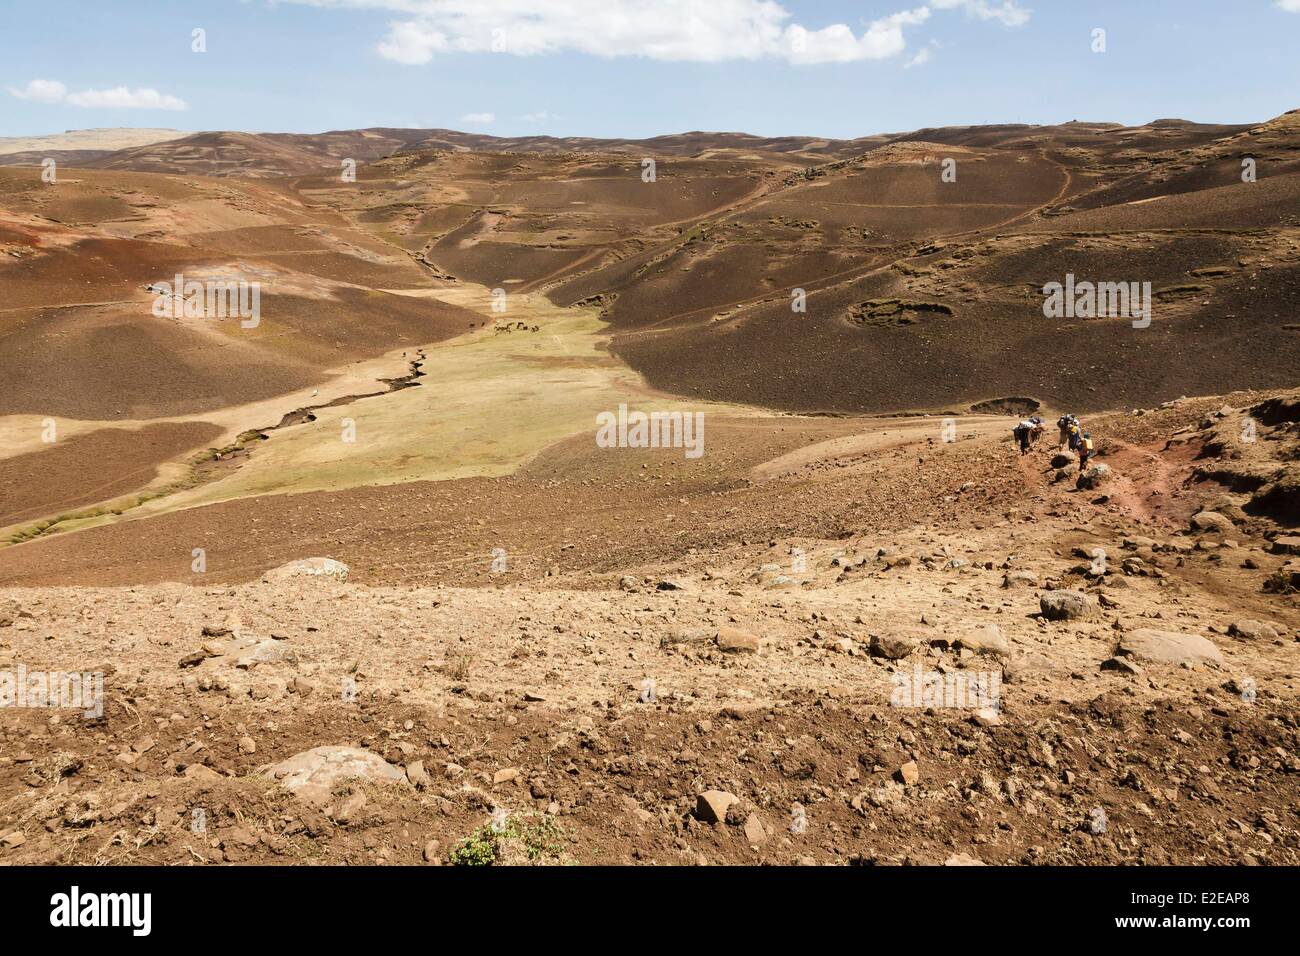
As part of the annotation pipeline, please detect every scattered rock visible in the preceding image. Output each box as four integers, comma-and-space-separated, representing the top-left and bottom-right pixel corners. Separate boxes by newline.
869, 633, 917, 660
956, 624, 1011, 658
716, 626, 761, 654
332, 791, 367, 824
1117, 629, 1224, 666
201, 616, 240, 638
262, 558, 350, 583
896, 761, 920, 787
1101, 656, 1142, 675
406, 761, 431, 789
234, 639, 298, 669
0, 599, 22, 628
696, 790, 739, 824
262, 746, 408, 806
1228, 620, 1279, 641
1191, 511, 1234, 535
1270, 536, 1300, 556
1076, 463, 1112, 490
1040, 590, 1096, 621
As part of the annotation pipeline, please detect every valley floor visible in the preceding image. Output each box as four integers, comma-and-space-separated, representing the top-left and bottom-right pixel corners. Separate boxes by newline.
1, 392, 1296, 865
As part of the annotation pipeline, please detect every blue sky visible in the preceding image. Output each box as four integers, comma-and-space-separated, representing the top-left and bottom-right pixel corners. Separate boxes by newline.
3, 1, 1299, 139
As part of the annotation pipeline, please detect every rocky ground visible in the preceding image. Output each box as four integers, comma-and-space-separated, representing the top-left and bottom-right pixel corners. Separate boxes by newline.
1, 393, 1296, 866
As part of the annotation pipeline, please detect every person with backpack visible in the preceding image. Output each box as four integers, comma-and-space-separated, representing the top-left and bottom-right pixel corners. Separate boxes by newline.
1014, 420, 1034, 455
1057, 415, 1075, 451
1078, 431, 1094, 472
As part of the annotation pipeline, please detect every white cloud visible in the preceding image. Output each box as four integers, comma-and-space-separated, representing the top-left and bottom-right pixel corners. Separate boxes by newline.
6, 78, 187, 110
279, 0, 1030, 66
519, 110, 554, 122
7, 79, 68, 103
904, 46, 933, 69
65, 87, 188, 110
785, 8, 931, 65
930, 0, 1031, 27
1278, 0, 1300, 11
459, 112, 495, 124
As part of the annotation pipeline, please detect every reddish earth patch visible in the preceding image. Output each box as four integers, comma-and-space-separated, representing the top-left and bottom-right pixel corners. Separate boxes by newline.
0, 421, 224, 529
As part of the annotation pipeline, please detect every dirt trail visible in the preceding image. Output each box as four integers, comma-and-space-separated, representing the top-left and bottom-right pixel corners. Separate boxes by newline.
1101, 437, 1191, 526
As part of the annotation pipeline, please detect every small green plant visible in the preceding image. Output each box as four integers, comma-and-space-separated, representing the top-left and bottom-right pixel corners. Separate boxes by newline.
1263, 568, 1297, 594
449, 813, 566, 866
449, 827, 498, 866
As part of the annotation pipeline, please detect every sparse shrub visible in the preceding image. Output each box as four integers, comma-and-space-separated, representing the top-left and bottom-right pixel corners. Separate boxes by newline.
449, 827, 498, 866
449, 813, 566, 866
448, 654, 473, 682
1263, 568, 1297, 594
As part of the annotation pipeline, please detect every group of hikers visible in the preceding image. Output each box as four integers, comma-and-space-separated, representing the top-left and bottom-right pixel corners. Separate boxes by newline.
1013, 414, 1094, 471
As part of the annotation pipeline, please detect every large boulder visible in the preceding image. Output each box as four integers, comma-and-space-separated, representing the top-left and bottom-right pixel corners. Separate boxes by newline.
1050, 451, 1077, 470
1117, 629, 1223, 666
262, 746, 408, 806
234, 638, 298, 669
1190, 511, 1234, 535
1270, 536, 1300, 556
715, 626, 762, 654
1076, 463, 1112, 490
1228, 620, 1280, 641
263, 558, 350, 583
870, 633, 918, 660
1039, 590, 1097, 621
955, 624, 1011, 658
1002, 570, 1038, 589
695, 790, 739, 824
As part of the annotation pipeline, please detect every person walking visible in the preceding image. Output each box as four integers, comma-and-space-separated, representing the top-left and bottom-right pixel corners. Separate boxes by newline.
1057, 415, 1074, 451
1014, 420, 1033, 455
1078, 431, 1094, 472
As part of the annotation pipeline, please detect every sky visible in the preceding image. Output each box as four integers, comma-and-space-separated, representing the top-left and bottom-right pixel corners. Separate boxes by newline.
2, 0, 1299, 140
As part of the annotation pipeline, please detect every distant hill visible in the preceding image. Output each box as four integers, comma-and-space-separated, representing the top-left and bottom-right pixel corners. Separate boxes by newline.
0, 127, 184, 157
1, 118, 1251, 180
